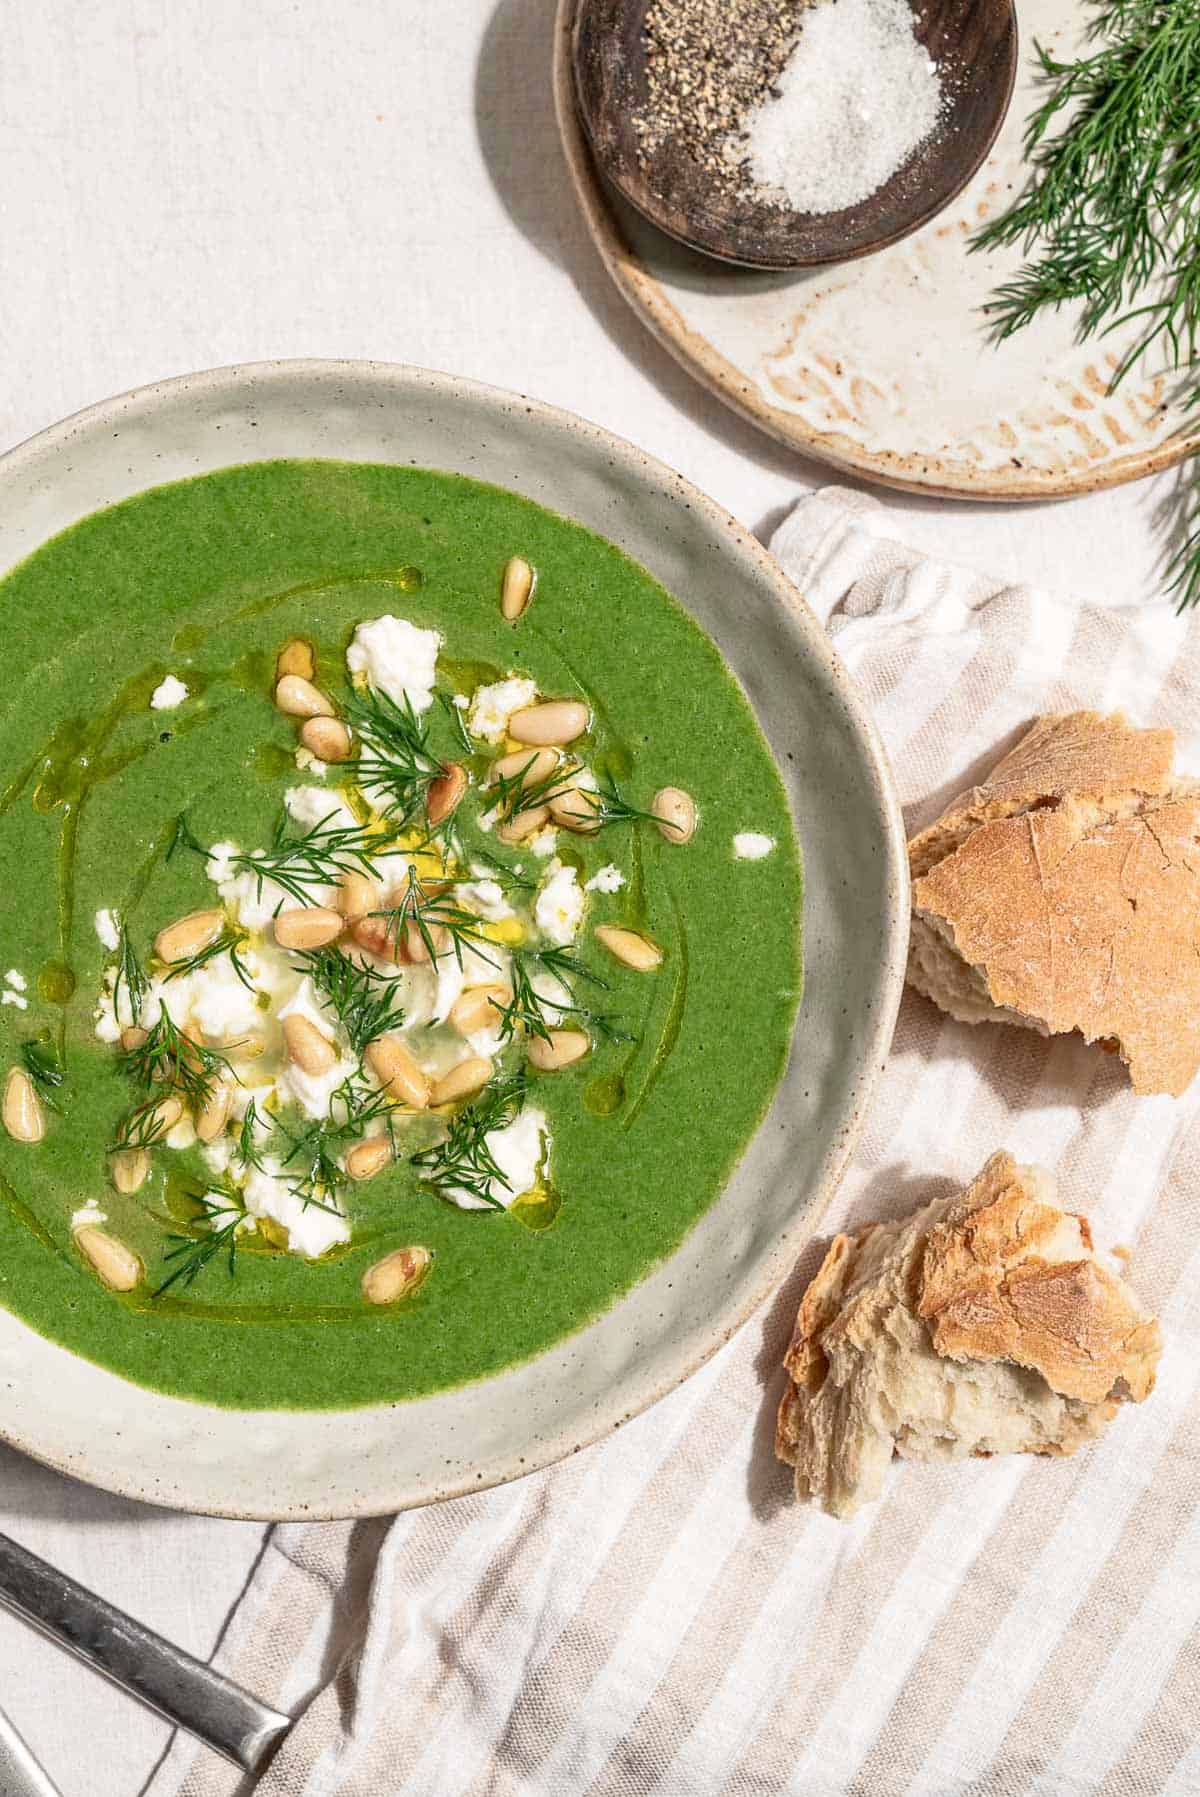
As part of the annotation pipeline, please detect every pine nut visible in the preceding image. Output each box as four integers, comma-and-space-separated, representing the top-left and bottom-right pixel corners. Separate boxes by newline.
276, 638, 315, 681
527, 1029, 590, 1071
282, 1013, 337, 1076
299, 715, 352, 762
274, 906, 344, 951
361, 1244, 431, 1305
338, 871, 380, 922
110, 1147, 150, 1194
431, 1057, 493, 1106
448, 983, 512, 1036
652, 787, 696, 843
508, 700, 589, 747
3, 1068, 45, 1144
119, 1025, 149, 1053
140, 1093, 185, 1141
154, 908, 225, 965
366, 1034, 430, 1109
345, 1135, 394, 1182
490, 747, 559, 791
595, 925, 663, 971
427, 762, 468, 825
548, 771, 601, 834
274, 674, 334, 719
498, 804, 551, 846
195, 1080, 234, 1144
500, 555, 535, 622
352, 914, 402, 963
74, 1225, 142, 1292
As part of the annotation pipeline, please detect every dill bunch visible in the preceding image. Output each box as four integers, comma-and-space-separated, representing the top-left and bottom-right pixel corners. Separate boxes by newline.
975, 0, 1200, 606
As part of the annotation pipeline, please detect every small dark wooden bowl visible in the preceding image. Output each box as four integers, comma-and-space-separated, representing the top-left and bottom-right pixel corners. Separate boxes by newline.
571, 0, 1019, 270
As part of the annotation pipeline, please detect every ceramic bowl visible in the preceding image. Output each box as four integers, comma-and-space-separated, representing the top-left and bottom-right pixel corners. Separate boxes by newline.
0, 361, 907, 1518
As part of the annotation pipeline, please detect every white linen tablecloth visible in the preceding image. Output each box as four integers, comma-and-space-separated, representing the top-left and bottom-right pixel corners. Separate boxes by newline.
139, 486, 1200, 1797
0, 5, 1193, 1793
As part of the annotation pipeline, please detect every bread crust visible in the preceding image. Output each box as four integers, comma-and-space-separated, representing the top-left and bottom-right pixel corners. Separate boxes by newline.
775, 1153, 1162, 1517
907, 712, 1200, 1095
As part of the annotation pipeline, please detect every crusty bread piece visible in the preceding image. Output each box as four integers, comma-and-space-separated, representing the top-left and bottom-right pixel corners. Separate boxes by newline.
907, 712, 1200, 1095
776, 1152, 1161, 1519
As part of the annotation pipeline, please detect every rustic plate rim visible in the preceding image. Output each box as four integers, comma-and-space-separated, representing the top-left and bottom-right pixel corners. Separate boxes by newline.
554, 0, 1199, 501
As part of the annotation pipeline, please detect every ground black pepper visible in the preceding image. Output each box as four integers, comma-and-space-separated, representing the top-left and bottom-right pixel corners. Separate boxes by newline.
633, 0, 809, 183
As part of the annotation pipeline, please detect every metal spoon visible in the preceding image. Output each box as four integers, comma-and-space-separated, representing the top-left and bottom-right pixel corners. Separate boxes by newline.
0, 1532, 291, 1775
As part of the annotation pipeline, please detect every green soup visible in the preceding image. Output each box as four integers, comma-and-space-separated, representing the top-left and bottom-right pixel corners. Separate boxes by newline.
0, 460, 801, 1409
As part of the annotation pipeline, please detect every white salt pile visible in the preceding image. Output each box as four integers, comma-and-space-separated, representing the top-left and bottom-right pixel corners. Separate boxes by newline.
741, 0, 944, 217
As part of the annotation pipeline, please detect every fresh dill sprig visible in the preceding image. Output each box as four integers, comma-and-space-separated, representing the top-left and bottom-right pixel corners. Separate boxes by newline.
410, 1071, 527, 1208
20, 1040, 64, 1113
278, 1070, 399, 1213
370, 867, 499, 971
346, 687, 445, 830
229, 810, 399, 906
154, 1187, 246, 1297
160, 923, 254, 991
237, 1097, 269, 1172
120, 1010, 238, 1114
464, 848, 536, 894
498, 946, 631, 1046
491, 757, 656, 831
166, 812, 207, 863
974, 1, 1200, 607
438, 689, 475, 757
113, 923, 149, 1028
292, 947, 407, 1058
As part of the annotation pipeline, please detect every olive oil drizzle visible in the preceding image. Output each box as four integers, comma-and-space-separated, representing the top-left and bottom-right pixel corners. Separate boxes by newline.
621, 888, 688, 1132
233, 565, 423, 621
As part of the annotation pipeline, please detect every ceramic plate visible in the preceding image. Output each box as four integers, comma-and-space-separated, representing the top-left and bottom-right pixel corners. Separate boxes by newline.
555, 0, 1197, 500
0, 361, 906, 1519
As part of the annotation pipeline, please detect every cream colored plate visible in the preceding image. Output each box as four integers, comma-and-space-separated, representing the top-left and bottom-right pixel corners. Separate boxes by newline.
555, 0, 1195, 500
0, 361, 907, 1519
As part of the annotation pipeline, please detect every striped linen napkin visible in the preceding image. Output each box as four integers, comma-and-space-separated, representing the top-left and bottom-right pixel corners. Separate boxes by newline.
154, 487, 1200, 1797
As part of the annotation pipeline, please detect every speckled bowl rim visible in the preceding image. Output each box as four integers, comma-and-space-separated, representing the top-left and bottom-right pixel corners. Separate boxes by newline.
553, 0, 1200, 502
0, 358, 908, 1519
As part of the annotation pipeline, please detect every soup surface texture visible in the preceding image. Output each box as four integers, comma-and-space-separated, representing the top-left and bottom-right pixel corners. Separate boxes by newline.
0, 460, 802, 1408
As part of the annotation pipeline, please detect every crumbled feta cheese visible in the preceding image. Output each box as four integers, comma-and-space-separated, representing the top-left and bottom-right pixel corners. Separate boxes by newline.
445, 1106, 550, 1211
5, 969, 27, 992
201, 1138, 236, 1177
452, 693, 469, 710
71, 1201, 107, 1230
528, 826, 559, 859
1, 991, 27, 1010
733, 832, 776, 861
294, 746, 328, 776
467, 675, 538, 744
94, 910, 121, 951
458, 873, 515, 922
284, 785, 358, 832
586, 864, 625, 894
240, 1157, 350, 1258
346, 615, 441, 714
534, 861, 584, 946
170, 955, 263, 1044
208, 839, 313, 930
150, 674, 189, 710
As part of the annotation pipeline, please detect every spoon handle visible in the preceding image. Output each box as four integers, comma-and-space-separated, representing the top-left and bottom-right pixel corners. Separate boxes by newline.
0, 1705, 63, 1797
0, 1531, 292, 1772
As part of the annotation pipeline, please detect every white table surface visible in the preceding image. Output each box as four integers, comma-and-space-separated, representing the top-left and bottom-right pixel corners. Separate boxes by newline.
0, 3, 1180, 1792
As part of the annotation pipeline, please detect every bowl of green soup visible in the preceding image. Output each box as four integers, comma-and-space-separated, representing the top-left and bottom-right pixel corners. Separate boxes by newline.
0, 361, 906, 1517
